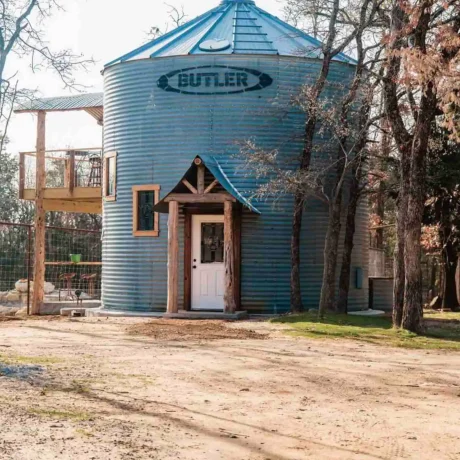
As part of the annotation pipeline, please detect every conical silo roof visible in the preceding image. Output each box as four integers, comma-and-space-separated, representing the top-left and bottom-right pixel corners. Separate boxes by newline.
105, 0, 355, 67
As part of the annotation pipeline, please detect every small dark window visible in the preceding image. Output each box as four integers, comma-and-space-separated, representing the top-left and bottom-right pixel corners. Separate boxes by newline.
201, 223, 224, 263
132, 185, 160, 237
137, 191, 155, 231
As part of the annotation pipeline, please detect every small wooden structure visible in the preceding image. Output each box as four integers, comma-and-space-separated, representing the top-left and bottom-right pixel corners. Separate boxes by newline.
158, 158, 240, 314
14, 94, 104, 315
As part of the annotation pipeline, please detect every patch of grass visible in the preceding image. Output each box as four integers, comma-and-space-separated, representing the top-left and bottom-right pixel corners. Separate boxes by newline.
425, 310, 460, 322
29, 408, 91, 421
0, 354, 62, 365
66, 380, 90, 394
272, 312, 460, 350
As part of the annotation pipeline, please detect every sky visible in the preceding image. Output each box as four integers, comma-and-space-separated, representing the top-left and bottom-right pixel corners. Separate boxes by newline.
9, 0, 284, 155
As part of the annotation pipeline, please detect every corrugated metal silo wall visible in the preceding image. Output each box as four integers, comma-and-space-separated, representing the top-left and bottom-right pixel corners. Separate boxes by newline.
103, 55, 369, 313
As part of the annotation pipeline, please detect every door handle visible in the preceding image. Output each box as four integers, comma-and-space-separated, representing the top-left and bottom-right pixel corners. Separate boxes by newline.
193, 265, 197, 269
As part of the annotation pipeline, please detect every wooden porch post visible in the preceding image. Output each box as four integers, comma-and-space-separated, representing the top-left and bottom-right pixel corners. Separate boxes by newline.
224, 200, 237, 313
31, 110, 46, 315
167, 201, 179, 313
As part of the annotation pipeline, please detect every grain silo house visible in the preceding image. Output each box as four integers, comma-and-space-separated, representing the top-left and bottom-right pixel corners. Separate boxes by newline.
17, 0, 369, 317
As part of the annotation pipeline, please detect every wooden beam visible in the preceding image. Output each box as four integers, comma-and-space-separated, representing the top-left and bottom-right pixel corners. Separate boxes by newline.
23, 187, 102, 201
164, 193, 236, 204
32, 111, 46, 316
224, 201, 237, 314
182, 179, 198, 194
43, 199, 102, 214
21, 147, 101, 156
233, 203, 242, 310
67, 151, 75, 193
204, 179, 219, 194
184, 213, 192, 311
167, 201, 179, 313
19, 152, 25, 199
197, 164, 205, 194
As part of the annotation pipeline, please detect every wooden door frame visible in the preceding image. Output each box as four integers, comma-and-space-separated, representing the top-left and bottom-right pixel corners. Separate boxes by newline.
183, 205, 241, 311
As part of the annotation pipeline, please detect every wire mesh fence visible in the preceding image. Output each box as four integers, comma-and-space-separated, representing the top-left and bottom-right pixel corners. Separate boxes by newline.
0, 221, 102, 315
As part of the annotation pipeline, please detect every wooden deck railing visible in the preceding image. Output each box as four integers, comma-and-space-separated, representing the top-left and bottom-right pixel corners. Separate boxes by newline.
19, 147, 102, 199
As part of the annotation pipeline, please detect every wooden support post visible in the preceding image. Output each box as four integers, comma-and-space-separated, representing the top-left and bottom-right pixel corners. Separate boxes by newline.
63, 159, 69, 188
184, 213, 192, 311
18, 152, 25, 199
31, 111, 46, 316
224, 201, 237, 313
197, 164, 205, 194
68, 150, 75, 193
167, 201, 179, 313
233, 204, 242, 310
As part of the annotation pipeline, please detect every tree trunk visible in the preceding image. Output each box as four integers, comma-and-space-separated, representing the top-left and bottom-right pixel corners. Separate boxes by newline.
402, 203, 424, 332
290, 193, 304, 313
393, 195, 407, 327
401, 84, 437, 333
337, 174, 360, 314
318, 197, 343, 316
375, 117, 390, 249
393, 140, 411, 327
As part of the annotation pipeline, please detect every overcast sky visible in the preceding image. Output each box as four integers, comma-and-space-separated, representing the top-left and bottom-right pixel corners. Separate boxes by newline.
9, 0, 284, 155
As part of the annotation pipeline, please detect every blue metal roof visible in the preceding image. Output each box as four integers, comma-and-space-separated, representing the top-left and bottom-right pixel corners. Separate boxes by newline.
105, 0, 355, 67
14, 92, 103, 112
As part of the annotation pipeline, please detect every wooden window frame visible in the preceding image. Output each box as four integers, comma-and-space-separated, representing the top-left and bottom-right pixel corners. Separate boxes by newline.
103, 151, 117, 202
132, 184, 161, 237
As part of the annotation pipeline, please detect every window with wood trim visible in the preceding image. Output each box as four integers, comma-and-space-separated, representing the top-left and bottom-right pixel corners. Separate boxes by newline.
103, 151, 117, 201
133, 185, 161, 237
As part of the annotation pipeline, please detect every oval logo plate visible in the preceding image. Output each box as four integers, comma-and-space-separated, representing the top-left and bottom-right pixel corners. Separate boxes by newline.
157, 65, 273, 95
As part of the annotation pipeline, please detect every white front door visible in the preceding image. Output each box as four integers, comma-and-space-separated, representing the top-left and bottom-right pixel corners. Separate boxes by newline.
192, 215, 225, 311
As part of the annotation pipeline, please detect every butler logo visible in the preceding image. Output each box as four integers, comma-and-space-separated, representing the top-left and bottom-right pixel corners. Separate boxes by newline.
157, 65, 273, 95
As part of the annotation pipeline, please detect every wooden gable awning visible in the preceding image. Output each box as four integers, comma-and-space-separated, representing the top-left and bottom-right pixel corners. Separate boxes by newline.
153, 155, 261, 214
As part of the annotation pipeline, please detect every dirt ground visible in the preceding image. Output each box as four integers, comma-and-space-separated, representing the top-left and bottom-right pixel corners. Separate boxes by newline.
0, 318, 459, 460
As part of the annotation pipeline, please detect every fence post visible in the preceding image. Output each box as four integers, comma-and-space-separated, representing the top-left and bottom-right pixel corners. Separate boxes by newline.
27, 226, 32, 316
31, 110, 46, 316
19, 152, 25, 199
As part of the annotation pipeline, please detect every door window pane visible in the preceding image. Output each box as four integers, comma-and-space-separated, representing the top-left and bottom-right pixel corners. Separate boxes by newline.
201, 223, 224, 263
137, 191, 155, 231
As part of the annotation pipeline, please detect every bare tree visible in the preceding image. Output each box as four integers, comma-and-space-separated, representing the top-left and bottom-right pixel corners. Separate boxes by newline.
0, 0, 94, 146
146, 3, 187, 40
238, 0, 384, 315
383, 0, 460, 332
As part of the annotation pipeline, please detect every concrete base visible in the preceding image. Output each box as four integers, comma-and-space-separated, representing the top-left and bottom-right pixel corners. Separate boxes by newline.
60, 305, 102, 317
349, 309, 386, 317
86, 308, 248, 320
41, 301, 101, 316
164, 310, 248, 320
86, 308, 164, 318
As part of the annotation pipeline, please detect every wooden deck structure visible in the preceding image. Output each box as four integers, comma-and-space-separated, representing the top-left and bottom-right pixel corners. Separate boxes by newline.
14, 96, 104, 315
